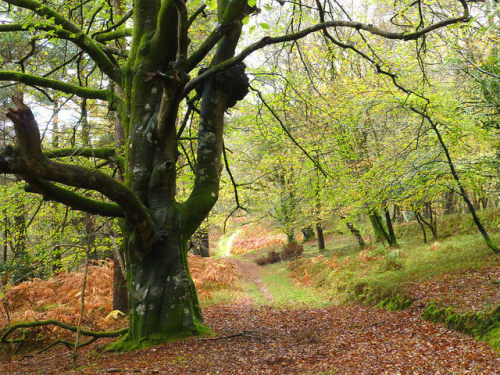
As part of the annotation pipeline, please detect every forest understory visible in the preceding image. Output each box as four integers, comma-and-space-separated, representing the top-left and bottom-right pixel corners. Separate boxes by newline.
0, 227, 498, 375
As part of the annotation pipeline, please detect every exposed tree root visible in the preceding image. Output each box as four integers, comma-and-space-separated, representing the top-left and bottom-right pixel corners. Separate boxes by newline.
0, 319, 128, 353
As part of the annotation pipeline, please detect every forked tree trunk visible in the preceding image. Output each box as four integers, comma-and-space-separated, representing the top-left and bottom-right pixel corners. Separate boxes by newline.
345, 221, 366, 249
384, 208, 398, 247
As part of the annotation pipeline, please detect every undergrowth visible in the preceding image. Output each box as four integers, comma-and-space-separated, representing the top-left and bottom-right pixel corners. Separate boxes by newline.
290, 232, 499, 306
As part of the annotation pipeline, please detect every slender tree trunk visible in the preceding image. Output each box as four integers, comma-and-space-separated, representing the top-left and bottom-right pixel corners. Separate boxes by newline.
384, 207, 398, 247
416, 110, 498, 252
345, 221, 366, 249
414, 210, 428, 243
113, 251, 128, 312
316, 223, 325, 250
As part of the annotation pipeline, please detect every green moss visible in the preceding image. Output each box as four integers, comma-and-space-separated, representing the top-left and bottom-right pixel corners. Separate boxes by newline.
376, 295, 412, 311
107, 320, 213, 352
481, 322, 500, 350
422, 304, 500, 350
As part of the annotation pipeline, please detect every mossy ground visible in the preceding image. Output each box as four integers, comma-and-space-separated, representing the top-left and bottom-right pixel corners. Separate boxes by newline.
422, 304, 500, 350
106, 320, 214, 352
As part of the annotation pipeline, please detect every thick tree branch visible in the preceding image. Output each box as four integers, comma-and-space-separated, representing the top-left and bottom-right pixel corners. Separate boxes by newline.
5, 99, 154, 254
184, 0, 248, 237
94, 28, 133, 43
25, 177, 124, 217
0, 71, 112, 100
186, 24, 230, 72
173, 0, 189, 67
44, 147, 124, 171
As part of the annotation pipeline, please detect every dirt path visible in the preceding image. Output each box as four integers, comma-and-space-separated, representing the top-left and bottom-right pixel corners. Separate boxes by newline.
231, 258, 274, 303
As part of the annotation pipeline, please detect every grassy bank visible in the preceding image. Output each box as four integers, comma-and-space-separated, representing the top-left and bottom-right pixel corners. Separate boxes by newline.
286, 212, 500, 349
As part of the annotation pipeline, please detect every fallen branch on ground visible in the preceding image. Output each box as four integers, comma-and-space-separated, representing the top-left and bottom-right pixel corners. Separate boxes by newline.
0, 319, 128, 351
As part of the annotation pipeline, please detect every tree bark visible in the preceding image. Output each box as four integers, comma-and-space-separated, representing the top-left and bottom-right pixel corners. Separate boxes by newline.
316, 223, 325, 250
113, 251, 128, 313
369, 211, 388, 243
345, 221, 366, 249
384, 207, 398, 247
444, 191, 454, 214
111, 225, 205, 350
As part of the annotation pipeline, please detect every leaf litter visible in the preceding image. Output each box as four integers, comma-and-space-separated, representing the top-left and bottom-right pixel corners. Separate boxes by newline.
0, 256, 498, 374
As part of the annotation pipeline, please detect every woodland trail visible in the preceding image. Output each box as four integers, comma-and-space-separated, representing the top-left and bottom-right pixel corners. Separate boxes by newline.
231, 258, 275, 303
1, 257, 498, 374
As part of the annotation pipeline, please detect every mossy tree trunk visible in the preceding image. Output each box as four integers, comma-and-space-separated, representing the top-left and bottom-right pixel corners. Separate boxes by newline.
369, 210, 397, 247
345, 220, 366, 249
116, 220, 205, 349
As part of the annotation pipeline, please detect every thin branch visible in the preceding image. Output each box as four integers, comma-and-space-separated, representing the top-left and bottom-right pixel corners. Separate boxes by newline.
188, 5, 207, 28
184, 1, 469, 94
72, 251, 89, 366
92, 10, 133, 38
251, 86, 328, 177
44, 147, 124, 170
222, 141, 247, 213
1, 320, 128, 344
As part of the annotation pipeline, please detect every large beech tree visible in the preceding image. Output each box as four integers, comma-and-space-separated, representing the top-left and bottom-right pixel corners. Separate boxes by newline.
0, 0, 470, 349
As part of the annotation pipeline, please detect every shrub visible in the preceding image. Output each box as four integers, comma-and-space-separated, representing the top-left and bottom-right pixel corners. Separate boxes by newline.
256, 242, 304, 265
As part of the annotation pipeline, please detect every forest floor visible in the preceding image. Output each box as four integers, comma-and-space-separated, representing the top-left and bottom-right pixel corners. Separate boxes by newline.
1, 244, 499, 375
